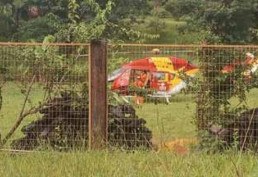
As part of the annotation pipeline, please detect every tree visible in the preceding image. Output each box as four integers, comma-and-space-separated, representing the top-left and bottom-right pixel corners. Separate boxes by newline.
165, 0, 204, 19
54, 0, 156, 43
182, 0, 258, 44
0, 0, 153, 42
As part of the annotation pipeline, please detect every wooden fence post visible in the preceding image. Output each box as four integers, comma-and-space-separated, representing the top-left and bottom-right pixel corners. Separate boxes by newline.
89, 40, 108, 149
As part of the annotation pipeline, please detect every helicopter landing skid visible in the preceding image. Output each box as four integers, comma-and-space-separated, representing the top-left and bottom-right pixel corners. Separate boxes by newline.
148, 93, 171, 104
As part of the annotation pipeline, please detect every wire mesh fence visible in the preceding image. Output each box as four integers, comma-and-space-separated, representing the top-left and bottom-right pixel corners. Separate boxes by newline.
0, 42, 258, 151
197, 45, 258, 151
108, 44, 201, 150
0, 43, 89, 151
108, 44, 258, 151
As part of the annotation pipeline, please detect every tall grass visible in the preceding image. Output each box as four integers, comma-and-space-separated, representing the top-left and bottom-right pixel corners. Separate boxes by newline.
0, 150, 257, 177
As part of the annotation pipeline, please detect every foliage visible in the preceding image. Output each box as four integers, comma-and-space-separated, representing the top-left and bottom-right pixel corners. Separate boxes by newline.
68, 0, 80, 23
164, 0, 204, 20
0, 15, 16, 41
0, 151, 256, 177
15, 13, 62, 42
15, 36, 71, 82
0, 35, 88, 107
128, 86, 154, 97
0, 0, 258, 44
0, 0, 156, 43
176, 0, 258, 44
56, 0, 158, 43
196, 47, 258, 151
147, 13, 167, 35
108, 91, 129, 106
0, 67, 8, 111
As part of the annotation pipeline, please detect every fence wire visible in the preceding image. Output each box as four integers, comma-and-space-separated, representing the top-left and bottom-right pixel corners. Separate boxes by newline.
0, 43, 89, 150
197, 46, 258, 151
108, 44, 201, 150
108, 44, 258, 151
0, 43, 258, 151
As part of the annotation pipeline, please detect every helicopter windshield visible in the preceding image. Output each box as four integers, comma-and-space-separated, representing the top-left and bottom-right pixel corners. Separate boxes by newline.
108, 68, 126, 82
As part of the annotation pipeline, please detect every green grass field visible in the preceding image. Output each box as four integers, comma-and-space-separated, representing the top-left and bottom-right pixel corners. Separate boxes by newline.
0, 151, 257, 177
134, 17, 202, 44
0, 82, 258, 177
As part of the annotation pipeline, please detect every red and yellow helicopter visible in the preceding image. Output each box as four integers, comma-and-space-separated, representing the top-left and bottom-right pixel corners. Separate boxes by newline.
108, 50, 258, 103
108, 53, 199, 103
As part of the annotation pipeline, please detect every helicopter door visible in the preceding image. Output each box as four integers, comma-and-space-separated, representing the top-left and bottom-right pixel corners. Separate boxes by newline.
130, 70, 150, 88
149, 72, 165, 91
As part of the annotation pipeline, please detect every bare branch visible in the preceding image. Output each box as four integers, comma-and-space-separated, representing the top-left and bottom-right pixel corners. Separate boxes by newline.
1, 75, 36, 146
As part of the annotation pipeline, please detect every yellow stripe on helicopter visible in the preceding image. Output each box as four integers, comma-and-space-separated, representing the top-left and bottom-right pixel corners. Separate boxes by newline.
150, 57, 174, 73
